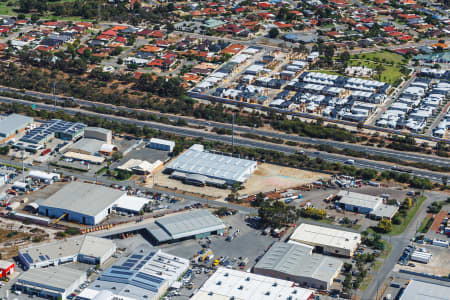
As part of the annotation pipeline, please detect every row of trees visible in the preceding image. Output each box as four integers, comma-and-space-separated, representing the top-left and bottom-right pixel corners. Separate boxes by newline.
19, 0, 176, 25
0, 101, 443, 190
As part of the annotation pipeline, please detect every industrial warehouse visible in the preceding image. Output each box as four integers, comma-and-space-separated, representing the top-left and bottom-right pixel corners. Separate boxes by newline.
19, 235, 116, 269
77, 245, 189, 300
191, 267, 315, 300
15, 266, 86, 299
146, 210, 226, 244
20, 119, 86, 144
166, 144, 257, 186
290, 223, 361, 257
38, 182, 127, 225
0, 113, 33, 143
399, 280, 450, 300
254, 241, 343, 290
336, 191, 399, 220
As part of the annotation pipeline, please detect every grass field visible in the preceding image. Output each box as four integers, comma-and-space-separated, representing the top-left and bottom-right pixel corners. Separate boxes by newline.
389, 196, 427, 235
0, 2, 16, 15
348, 59, 404, 85
418, 216, 434, 233
0, 0, 92, 22
347, 51, 409, 85
351, 51, 406, 65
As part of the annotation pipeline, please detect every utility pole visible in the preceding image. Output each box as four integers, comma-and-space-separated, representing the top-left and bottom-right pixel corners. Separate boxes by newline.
232, 113, 234, 154
53, 82, 56, 112
21, 149, 25, 183
97, 1, 101, 23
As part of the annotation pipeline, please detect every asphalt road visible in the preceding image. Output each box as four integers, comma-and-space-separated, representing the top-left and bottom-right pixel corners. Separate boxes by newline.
362, 191, 447, 300
1, 86, 449, 168
0, 96, 447, 183
0, 157, 256, 214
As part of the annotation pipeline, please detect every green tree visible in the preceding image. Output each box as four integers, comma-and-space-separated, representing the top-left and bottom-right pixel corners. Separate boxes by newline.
377, 218, 392, 233
340, 51, 350, 63
258, 198, 300, 229
112, 151, 123, 161
268, 28, 280, 39
31, 14, 40, 23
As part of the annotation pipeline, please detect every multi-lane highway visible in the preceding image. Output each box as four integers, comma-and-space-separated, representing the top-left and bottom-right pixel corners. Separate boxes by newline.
0, 96, 447, 183
1, 86, 449, 168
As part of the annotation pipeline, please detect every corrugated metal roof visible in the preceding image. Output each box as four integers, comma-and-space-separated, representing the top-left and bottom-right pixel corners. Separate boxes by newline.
0, 114, 33, 137
155, 210, 226, 240
167, 148, 257, 182
39, 182, 124, 217
400, 280, 450, 300
254, 242, 342, 284
17, 266, 84, 291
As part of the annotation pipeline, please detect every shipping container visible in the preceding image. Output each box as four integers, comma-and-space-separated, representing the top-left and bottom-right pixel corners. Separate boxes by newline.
433, 239, 449, 248
41, 149, 51, 156
411, 251, 432, 263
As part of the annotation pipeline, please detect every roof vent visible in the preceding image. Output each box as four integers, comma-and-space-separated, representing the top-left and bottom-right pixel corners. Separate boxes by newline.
238, 285, 244, 290
246, 277, 250, 281
208, 292, 214, 296
273, 282, 278, 287
224, 273, 229, 277
265, 291, 271, 296
217, 281, 222, 285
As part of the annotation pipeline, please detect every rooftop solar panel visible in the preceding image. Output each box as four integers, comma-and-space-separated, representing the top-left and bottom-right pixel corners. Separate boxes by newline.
23, 253, 33, 263
131, 255, 143, 259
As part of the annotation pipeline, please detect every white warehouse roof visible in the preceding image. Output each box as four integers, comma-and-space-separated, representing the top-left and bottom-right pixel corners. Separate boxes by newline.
166, 145, 257, 183
150, 138, 175, 147
113, 195, 149, 213
290, 223, 361, 253
191, 267, 314, 300
400, 280, 450, 300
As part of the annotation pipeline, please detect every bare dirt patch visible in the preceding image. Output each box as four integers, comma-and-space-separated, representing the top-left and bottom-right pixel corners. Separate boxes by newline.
149, 163, 329, 200
241, 163, 330, 195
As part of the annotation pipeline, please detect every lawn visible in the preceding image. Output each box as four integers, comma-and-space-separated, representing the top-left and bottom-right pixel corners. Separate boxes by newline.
380, 240, 392, 259
388, 196, 427, 235
347, 51, 409, 85
0, 2, 16, 15
418, 216, 434, 234
360, 274, 374, 291
0, 1, 92, 22
350, 51, 406, 65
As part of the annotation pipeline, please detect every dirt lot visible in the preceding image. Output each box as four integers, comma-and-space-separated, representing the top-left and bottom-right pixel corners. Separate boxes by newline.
241, 163, 329, 195
394, 243, 450, 276
149, 163, 329, 200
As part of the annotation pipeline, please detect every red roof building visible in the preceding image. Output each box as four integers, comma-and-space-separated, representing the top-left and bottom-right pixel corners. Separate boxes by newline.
102, 30, 118, 37
0, 261, 14, 278
115, 36, 127, 43
257, 2, 272, 9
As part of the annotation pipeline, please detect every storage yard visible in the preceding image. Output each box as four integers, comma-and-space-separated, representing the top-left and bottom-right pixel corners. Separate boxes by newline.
395, 243, 450, 277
